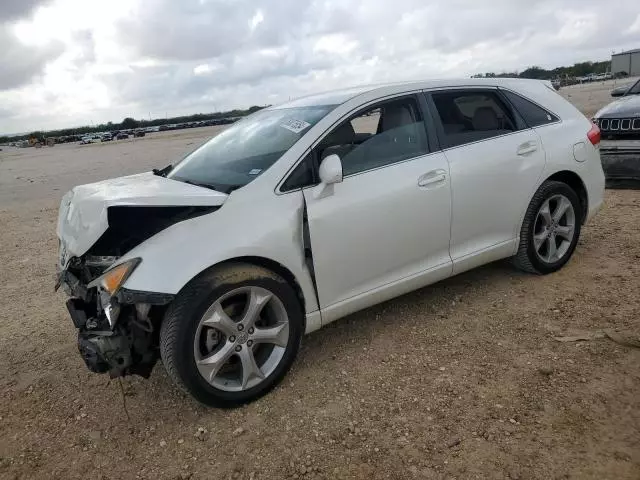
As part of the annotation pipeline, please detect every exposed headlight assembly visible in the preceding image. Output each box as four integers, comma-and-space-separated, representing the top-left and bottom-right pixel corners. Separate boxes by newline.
89, 258, 141, 295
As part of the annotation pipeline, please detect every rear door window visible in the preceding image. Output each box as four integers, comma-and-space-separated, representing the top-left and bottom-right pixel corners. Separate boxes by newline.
502, 90, 559, 127
430, 90, 517, 148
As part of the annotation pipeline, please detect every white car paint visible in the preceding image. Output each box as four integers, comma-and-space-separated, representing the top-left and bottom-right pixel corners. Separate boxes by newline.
56, 172, 227, 264
58, 78, 605, 335
303, 149, 452, 315
443, 124, 547, 272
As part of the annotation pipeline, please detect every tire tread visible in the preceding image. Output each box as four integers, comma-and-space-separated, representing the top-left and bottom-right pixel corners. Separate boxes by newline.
159, 263, 297, 406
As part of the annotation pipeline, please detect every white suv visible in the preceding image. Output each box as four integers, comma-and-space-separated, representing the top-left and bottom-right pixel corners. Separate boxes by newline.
57, 79, 604, 406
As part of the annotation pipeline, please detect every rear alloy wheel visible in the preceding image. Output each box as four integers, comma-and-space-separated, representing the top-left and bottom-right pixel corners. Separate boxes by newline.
532, 194, 576, 264
160, 264, 303, 407
513, 181, 582, 274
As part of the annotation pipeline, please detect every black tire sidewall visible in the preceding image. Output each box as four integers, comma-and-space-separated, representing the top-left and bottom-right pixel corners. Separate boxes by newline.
166, 272, 303, 407
524, 182, 582, 274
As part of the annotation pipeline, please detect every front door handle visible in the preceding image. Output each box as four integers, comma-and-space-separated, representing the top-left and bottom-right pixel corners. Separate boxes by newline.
418, 169, 447, 187
517, 141, 538, 156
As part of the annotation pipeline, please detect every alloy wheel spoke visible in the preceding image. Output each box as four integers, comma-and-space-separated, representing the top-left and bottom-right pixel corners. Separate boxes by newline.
555, 225, 574, 241
552, 197, 571, 223
201, 302, 237, 336
538, 200, 552, 227
251, 323, 289, 348
238, 347, 264, 389
241, 288, 272, 328
546, 234, 558, 261
196, 342, 235, 382
534, 231, 547, 251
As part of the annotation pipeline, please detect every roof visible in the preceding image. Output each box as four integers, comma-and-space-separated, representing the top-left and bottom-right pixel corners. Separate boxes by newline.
612, 48, 640, 57
271, 78, 552, 109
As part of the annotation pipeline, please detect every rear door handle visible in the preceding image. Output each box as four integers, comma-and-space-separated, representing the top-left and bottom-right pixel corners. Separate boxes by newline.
418, 169, 447, 187
517, 141, 538, 156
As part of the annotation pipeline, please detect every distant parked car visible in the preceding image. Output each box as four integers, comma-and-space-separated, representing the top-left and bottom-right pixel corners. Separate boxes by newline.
102, 134, 113, 142
134, 130, 146, 138
610, 82, 636, 97
116, 133, 129, 140
79, 136, 95, 145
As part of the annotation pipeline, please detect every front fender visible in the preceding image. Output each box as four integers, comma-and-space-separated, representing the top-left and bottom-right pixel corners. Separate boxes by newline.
118, 190, 319, 314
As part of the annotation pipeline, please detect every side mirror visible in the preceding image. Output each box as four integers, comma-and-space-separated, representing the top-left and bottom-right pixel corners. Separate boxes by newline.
318, 154, 343, 185
313, 154, 343, 199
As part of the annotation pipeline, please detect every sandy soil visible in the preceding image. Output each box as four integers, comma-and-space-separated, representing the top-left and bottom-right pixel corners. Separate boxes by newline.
0, 94, 639, 480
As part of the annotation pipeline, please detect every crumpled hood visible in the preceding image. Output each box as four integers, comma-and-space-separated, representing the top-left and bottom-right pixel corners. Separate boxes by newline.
595, 95, 640, 118
57, 172, 227, 263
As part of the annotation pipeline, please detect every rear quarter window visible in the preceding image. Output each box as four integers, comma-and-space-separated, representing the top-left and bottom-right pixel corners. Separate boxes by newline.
502, 90, 559, 127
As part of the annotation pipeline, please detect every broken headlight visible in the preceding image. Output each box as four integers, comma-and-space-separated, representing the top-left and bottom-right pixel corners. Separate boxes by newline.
89, 258, 141, 295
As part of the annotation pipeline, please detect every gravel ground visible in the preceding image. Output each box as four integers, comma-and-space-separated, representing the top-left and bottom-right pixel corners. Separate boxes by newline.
1, 98, 639, 479
558, 77, 639, 119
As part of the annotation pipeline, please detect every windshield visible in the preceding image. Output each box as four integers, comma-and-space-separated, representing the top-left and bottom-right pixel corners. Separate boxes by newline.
168, 105, 335, 192
627, 79, 640, 96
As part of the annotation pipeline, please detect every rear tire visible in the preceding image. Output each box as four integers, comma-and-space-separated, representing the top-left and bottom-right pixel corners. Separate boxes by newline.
159, 263, 303, 407
513, 181, 582, 274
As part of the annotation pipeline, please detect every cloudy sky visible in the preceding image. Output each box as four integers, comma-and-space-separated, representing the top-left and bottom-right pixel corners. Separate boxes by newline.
1, 0, 639, 134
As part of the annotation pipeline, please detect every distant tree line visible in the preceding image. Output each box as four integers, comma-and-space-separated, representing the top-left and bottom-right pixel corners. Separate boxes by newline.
472, 60, 612, 80
0, 105, 267, 144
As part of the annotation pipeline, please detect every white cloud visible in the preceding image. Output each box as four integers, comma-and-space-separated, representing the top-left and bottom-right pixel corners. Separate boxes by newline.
1, 0, 640, 134
249, 9, 264, 31
625, 14, 640, 35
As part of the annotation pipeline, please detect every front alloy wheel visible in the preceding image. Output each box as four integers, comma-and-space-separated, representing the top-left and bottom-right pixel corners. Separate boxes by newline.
194, 286, 290, 392
160, 264, 303, 407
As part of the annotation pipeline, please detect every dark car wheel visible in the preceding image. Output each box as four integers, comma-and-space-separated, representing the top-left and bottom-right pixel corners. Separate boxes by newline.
513, 180, 582, 274
159, 263, 303, 407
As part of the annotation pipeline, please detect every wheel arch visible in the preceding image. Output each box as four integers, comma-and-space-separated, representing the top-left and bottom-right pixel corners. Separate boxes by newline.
544, 170, 588, 223
190, 255, 309, 324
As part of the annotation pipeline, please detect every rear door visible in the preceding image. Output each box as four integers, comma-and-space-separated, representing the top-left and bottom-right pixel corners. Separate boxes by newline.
425, 88, 546, 272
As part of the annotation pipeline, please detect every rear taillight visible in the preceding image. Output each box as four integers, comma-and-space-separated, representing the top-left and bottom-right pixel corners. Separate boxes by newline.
587, 124, 601, 145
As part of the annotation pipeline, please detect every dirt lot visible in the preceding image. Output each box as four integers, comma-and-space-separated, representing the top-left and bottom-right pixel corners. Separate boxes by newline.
1, 93, 639, 480
558, 77, 639, 118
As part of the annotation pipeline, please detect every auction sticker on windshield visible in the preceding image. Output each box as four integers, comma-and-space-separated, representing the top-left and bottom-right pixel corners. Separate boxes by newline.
280, 119, 311, 134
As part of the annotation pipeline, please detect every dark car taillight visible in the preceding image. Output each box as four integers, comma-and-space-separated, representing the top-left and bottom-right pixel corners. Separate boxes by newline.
587, 124, 601, 146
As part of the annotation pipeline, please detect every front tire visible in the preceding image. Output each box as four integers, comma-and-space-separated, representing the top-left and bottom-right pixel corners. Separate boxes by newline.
159, 263, 303, 407
513, 181, 582, 274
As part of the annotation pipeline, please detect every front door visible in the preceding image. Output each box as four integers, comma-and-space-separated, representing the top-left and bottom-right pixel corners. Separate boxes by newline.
302, 95, 452, 313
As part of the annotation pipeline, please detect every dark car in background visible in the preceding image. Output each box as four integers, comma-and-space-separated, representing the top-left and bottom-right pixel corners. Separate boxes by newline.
594, 78, 640, 139
610, 82, 635, 97
594, 78, 640, 184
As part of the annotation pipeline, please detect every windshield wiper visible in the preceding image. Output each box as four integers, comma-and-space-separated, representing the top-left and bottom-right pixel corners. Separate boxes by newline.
170, 175, 242, 194
181, 179, 222, 191
152, 164, 173, 177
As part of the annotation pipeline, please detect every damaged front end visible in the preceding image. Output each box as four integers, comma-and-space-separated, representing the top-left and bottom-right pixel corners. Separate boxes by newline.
56, 172, 227, 379
59, 255, 172, 378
